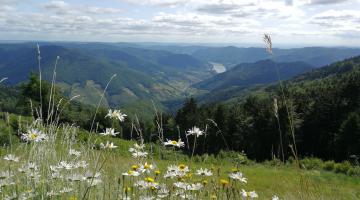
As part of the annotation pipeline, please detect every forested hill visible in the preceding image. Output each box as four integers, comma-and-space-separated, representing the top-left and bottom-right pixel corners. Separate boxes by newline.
171, 55, 360, 161
194, 60, 314, 91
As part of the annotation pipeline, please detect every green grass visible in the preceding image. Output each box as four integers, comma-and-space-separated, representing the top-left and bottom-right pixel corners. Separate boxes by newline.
1, 131, 359, 200
0, 112, 359, 200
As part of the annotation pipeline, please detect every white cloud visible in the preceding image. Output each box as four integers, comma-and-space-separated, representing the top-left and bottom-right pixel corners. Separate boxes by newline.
42, 1, 122, 15
307, 0, 350, 4
196, 1, 305, 19
309, 9, 360, 39
120, 0, 188, 7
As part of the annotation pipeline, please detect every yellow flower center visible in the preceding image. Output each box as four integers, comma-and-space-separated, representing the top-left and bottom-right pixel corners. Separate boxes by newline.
30, 133, 38, 140
178, 164, 186, 170
144, 164, 150, 169
145, 177, 154, 183
131, 165, 139, 170
171, 140, 177, 145
155, 170, 161, 175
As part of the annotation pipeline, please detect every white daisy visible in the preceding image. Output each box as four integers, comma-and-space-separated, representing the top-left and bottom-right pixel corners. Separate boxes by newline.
229, 172, 247, 183
69, 149, 81, 157
186, 126, 204, 137
272, 195, 280, 200
138, 162, 155, 174
131, 151, 148, 158
241, 189, 258, 199
195, 168, 213, 176
163, 139, 185, 148
3, 154, 19, 162
157, 185, 169, 198
122, 170, 140, 177
100, 128, 119, 136
21, 129, 47, 142
100, 141, 118, 149
188, 183, 203, 191
74, 161, 88, 169
106, 109, 127, 122
58, 161, 74, 170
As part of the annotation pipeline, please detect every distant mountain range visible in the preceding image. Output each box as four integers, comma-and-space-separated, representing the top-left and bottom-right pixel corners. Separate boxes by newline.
194, 60, 314, 91
0, 42, 360, 117
190, 46, 360, 68
196, 54, 360, 105
0, 43, 212, 112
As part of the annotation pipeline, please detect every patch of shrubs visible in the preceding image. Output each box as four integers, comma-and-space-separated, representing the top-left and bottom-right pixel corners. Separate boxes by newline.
263, 157, 360, 177
299, 157, 360, 177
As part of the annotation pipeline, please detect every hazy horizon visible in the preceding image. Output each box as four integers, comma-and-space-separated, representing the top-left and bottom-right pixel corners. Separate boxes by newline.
1, 39, 360, 49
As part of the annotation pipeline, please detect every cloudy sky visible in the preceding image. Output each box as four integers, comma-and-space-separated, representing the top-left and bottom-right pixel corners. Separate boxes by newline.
0, 0, 359, 46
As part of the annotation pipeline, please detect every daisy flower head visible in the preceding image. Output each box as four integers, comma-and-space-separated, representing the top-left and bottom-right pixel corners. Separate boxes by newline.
186, 126, 204, 137
21, 129, 47, 142
173, 182, 188, 190
241, 189, 258, 199
69, 149, 81, 157
178, 164, 190, 172
272, 195, 280, 200
129, 143, 148, 158
100, 141, 118, 149
3, 154, 19, 162
131, 151, 148, 158
105, 109, 127, 122
100, 128, 119, 136
196, 168, 213, 177
139, 162, 155, 173
157, 185, 169, 198
229, 172, 247, 183
188, 183, 203, 191
122, 170, 140, 177
163, 138, 185, 148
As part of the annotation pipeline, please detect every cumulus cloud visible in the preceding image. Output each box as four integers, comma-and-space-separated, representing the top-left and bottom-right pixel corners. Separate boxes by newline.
0, 5, 14, 12
309, 9, 360, 39
120, 0, 188, 7
196, 1, 304, 19
42, 0, 122, 15
306, 0, 350, 4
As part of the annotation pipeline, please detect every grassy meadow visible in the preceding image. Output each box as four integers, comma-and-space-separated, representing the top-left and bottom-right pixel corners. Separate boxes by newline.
0, 117, 359, 200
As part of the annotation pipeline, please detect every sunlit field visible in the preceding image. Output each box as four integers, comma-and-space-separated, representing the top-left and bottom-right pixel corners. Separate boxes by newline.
0, 113, 359, 200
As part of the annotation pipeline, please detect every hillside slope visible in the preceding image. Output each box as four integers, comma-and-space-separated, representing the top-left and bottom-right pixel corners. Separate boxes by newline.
194, 60, 314, 91
0, 43, 212, 112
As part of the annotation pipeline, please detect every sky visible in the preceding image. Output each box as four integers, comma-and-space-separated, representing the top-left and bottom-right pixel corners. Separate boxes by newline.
0, 0, 359, 47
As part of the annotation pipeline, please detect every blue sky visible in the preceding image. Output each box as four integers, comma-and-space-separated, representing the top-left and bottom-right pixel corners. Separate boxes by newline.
0, 0, 359, 46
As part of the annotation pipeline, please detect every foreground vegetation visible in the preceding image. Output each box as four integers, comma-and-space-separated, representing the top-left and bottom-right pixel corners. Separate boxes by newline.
0, 118, 359, 200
